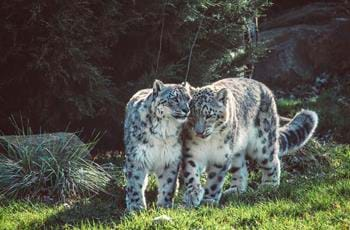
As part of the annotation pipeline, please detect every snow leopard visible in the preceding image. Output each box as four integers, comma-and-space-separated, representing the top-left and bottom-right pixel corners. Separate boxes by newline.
124, 79, 192, 212
182, 78, 318, 207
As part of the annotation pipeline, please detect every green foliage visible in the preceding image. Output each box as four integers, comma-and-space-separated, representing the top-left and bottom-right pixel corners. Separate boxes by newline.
0, 133, 111, 202
0, 0, 270, 149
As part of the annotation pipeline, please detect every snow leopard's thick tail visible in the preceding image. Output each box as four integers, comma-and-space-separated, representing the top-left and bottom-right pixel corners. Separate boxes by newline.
278, 110, 318, 156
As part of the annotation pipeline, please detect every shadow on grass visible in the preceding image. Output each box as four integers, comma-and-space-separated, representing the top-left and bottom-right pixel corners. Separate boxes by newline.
27, 187, 161, 228
34, 188, 125, 228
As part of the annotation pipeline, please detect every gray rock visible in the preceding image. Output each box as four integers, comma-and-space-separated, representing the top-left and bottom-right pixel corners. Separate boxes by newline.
152, 215, 173, 224
254, 2, 350, 89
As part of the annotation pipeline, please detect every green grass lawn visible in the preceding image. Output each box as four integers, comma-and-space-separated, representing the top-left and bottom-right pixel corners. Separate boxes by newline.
0, 143, 349, 229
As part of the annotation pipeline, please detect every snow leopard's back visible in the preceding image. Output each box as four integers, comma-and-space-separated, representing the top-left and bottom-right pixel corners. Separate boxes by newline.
212, 78, 318, 155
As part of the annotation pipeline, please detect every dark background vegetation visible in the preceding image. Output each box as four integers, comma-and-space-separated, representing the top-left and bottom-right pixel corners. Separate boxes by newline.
0, 0, 349, 150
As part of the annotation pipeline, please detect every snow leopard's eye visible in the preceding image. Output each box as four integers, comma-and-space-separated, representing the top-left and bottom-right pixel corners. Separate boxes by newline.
169, 93, 178, 101
169, 95, 179, 103
182, 94, 189, 102
205, 114, 214, 120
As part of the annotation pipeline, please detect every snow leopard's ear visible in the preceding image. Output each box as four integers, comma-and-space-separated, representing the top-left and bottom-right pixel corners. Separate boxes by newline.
152, 79, 165, 97
216, 88, 228, 104
182, 81, 196, 95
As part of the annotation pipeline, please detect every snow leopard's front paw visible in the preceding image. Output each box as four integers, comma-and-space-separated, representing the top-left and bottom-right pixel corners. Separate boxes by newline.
258, 181, 279, 190
126, 200, 146, 213
201, 198, 219, 206
183, 185, 204, 208
126, 191, 146, 213
223, 186, 245, 196
156, 200, 173, 209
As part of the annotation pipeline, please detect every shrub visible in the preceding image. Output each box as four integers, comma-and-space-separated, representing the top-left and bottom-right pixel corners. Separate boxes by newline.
0, 132, 111, 202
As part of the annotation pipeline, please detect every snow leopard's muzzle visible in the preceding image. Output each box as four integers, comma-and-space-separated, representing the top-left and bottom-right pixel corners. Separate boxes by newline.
172, 106, 190, 121
193, 119, 213, 139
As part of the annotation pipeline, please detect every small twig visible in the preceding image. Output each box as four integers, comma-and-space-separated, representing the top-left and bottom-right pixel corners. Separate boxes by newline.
184, 16, 204, 83
244, 16, 259, 79
255, 16, 259, 46
155, 3, 166, 74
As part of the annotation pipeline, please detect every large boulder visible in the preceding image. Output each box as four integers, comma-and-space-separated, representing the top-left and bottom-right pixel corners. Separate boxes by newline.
254, 2, 350, 89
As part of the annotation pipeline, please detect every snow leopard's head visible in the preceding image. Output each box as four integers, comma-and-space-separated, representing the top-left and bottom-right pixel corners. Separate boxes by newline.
188, 86, 229, 138
151, 79, 193, 122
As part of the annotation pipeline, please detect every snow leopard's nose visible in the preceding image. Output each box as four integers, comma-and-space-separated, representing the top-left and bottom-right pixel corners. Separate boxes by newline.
194, 122, 206, 137
181, 107, 189, 115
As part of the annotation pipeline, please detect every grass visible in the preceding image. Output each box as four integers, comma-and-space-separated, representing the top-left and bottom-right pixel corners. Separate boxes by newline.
0, 143, 349, 229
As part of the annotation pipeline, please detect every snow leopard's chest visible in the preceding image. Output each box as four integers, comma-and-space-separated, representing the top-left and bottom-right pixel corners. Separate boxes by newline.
188, 132, 232, 168
135, 133, 182, 172
187, 126, 250, 169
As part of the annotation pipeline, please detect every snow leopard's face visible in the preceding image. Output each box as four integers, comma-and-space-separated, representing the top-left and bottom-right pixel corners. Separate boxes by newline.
152, 80, 192, 122
189, 87, 228, 138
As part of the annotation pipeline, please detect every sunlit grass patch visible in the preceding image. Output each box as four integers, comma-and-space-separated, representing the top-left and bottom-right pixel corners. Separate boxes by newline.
277, 86, 350, 143
277, 98, 303, 116
0, 201, 63, 229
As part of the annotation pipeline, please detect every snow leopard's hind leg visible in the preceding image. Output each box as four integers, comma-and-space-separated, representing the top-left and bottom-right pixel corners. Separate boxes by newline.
257, 143, 281, 188
202, 162, 231, 204
125, 158, 149, 212
255, 90, 281, 187
155, 159, 180, 208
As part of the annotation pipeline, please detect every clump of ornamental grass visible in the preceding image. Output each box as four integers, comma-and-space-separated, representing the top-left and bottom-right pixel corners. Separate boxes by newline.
0, 125, 112, 202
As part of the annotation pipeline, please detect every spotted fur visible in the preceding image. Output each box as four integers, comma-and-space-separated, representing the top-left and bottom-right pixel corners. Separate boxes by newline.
124, 80, 192, 212
182, 78, 318, 207
279, 110, 318, 156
